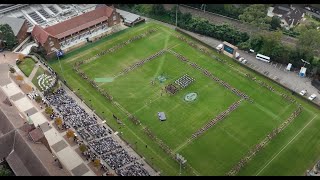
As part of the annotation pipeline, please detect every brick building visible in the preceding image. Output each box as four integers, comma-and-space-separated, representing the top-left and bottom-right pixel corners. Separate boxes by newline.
31, 5, 121, 57
0, 16, 29, 44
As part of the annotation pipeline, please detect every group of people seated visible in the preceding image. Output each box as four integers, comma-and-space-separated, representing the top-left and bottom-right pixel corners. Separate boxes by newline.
174, 74, 195, 89
115, 162, 150, 176
44, 88, 150, 176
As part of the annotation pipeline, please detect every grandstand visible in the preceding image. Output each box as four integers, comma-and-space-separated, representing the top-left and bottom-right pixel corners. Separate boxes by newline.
0, 4, 99, 32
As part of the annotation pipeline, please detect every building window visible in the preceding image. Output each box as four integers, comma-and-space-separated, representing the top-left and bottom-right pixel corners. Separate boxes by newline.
49, 41, 54, 47
113, 15, 116, 21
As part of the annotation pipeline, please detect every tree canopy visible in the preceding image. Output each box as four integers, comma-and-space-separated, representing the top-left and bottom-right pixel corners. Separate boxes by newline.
239, 4, 271, 30
0, 24, 18, 50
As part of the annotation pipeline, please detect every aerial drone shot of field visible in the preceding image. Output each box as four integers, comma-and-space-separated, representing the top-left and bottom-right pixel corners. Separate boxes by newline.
48, 22, 320, 176
2, 4, 320, 176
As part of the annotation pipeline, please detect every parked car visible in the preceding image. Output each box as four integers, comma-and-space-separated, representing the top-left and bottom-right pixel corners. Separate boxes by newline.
239, 57, 245, 62
299, 90, 307, 96
241, 59, 248, 64
308, 94, 317, 101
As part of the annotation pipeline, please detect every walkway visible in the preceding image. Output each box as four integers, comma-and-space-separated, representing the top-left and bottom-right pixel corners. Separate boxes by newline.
31, 55, 158, 176
0, 51, 95, 176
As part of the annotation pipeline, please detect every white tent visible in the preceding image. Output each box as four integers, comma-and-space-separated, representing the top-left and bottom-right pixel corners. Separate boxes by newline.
286, 63, 292, 71
299, 67, 307, 77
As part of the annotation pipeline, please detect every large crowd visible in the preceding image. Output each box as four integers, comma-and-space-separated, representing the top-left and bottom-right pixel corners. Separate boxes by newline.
44, 88, 150, 176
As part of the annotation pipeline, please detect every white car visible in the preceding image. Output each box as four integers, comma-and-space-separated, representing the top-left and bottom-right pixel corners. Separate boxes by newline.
308, 94, 317, 101
239, 57, 245, 62
241, 59, 248, 64
299, 90, 307, 96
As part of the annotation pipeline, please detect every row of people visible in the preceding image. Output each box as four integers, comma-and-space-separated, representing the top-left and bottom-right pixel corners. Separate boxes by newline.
227, 105, 303, 176
168, 49, 251, 101
192, 99, 243, 139
119, 49, 166, 76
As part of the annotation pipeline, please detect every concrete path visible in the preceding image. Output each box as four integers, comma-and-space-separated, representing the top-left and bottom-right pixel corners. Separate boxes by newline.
28, 63, 40, 80
0, 52, 95, 176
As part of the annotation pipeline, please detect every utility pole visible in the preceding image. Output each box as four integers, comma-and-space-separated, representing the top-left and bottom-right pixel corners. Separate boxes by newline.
301, 59, 310, 67
175, 4, 178, 27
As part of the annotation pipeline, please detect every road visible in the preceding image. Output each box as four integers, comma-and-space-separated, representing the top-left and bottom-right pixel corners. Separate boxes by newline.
162, 4, 298, 47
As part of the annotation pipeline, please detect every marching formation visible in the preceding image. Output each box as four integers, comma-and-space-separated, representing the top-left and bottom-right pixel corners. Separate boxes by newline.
227, 105, 303, 176
167, 49, 252, 102
191, 99, 243, 140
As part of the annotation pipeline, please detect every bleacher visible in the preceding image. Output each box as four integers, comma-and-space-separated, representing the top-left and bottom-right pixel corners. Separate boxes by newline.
38, 9, 51, 19
28, 11, 45, 24
48, 6, 58, 14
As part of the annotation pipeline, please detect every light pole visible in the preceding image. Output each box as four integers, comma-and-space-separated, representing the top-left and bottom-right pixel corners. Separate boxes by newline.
301, 59, 310, 67
175, 4, 178, 27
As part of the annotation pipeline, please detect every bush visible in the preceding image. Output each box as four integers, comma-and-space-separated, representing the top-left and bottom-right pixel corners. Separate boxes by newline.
45, 106, 53, 114
35, 95, 42, 103
9, 67, 16, 73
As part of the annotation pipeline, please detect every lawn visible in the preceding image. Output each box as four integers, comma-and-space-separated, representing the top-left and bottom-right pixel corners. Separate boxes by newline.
17, 57, 36, 77
48, 21, 320, 176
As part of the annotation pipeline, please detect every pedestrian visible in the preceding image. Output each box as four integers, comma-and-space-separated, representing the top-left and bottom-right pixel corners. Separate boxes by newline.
3, 54, 5, 58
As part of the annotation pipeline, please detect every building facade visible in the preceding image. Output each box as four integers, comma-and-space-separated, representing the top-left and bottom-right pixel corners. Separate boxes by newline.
31, 5, 121, 57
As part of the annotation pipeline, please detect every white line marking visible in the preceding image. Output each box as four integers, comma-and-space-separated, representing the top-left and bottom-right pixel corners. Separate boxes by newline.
255, 115, 318, 176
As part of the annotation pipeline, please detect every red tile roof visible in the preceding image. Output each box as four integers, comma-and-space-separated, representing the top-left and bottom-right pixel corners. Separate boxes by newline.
31, 5, 115, 44
31, 25, 50, 45
45, 5, 114, 39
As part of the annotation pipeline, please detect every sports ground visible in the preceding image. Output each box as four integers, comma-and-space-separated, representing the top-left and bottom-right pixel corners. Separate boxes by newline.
48, 21, 320, 176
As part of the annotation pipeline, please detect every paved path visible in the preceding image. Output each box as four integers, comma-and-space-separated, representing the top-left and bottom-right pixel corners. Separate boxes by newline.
0, 51, 95, 176
28, 63, 40, 80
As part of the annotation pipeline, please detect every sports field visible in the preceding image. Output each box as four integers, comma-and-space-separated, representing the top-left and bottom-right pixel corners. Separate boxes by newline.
49, 21, 320, 176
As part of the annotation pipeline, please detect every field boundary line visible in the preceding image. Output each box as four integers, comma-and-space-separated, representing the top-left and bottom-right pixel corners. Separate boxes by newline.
255, 114, 318, 176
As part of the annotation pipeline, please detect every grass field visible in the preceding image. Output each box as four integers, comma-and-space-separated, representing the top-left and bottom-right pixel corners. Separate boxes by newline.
17, 58, 35, 77
48, 21, 320, 176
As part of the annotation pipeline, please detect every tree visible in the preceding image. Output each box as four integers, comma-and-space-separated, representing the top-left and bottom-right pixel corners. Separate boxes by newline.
18, 54, 25, 61
66, 129, 75, 139
35, 95, 42, 103
239, 4, 271, 30
0, 165, 12, 176
79, 144, 87, 153
45, 106, 53, 115
151, 4, 166, 15
270, 16, 281, 30
0, 24, 18, 50
297, 29, 320, 55
93, 159, 101, 168
55, 117, 63, 127
16, 74, 23, 81
259, 30, 283, 55
9, 67, 15, 73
